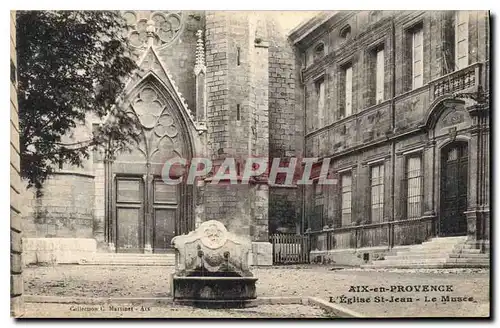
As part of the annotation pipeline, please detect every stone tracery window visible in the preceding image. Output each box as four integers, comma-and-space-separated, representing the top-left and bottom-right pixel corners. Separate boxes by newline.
122, 11, 183, 49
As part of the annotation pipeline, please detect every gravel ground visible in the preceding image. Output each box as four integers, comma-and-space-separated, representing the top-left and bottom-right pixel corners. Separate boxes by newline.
24, 265, 490, 318
23, 303, 328, 318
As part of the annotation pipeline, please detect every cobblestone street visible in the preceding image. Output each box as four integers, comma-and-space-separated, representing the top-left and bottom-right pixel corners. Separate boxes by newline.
24, 265, 490, 318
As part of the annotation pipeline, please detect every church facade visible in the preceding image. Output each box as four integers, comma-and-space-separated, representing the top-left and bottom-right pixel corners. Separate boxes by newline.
21, 11, 490, 265
21, 11, 304, 264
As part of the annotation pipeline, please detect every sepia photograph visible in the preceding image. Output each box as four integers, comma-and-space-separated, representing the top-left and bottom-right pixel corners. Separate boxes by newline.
8, 8, 491, 319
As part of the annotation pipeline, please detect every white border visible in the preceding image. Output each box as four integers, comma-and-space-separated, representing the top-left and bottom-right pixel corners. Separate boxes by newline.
2, 2, 497, 327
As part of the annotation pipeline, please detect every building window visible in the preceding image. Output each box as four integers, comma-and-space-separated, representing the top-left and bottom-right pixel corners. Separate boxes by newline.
314, 42, 325, 62
340, 64, 353, 118
340, 25, 351, 42
405, 156, 423, 219
237, 46, 241, 66
311, 180, 324, 231
368, 45, 385, 105
370, 163, 385, 223
370, 11, 382, 24
236, 104, 241, 121
340, 172, 352, 227
315, 76, 325, 125
411, 25, 424, 89
375, 48, 385, 103
455, 11, 469, 70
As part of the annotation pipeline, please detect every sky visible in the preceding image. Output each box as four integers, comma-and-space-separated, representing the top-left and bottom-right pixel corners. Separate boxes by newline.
268, 11, 321, 33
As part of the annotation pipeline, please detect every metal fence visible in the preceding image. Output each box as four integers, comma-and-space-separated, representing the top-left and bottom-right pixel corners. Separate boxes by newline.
269, 233, 310, 264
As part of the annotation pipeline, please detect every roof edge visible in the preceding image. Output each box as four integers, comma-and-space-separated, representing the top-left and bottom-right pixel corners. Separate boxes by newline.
288, 11, 338, 45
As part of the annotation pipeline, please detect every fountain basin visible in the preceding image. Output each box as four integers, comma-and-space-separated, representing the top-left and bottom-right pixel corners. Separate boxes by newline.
172, 276, 257, 300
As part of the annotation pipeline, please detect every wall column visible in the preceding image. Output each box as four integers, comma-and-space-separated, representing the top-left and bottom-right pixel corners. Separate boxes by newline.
464, 102, 490, 246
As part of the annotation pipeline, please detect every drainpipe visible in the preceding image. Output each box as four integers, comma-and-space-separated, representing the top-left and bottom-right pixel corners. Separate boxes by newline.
301, 50, 307, 235
390, 18, 396, 248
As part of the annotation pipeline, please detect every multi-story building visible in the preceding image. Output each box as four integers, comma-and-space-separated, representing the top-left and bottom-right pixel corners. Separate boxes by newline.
289, 10, 490, 264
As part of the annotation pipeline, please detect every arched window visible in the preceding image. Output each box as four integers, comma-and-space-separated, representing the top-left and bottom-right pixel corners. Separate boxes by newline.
313, 42, 325, 61
370, 11, 382, 23
339, 25, 351, 41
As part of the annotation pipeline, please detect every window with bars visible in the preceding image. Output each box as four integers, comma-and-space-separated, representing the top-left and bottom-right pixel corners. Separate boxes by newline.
405, 156, 423, 219
455, 11, 469, 70
340, 172, 352, 227
370, 163, 385, 223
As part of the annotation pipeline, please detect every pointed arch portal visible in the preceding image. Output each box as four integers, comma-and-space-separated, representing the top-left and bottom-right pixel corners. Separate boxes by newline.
106, 65, 195, 253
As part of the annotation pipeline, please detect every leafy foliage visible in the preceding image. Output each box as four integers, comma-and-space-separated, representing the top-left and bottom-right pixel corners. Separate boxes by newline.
16, 11, 141, 189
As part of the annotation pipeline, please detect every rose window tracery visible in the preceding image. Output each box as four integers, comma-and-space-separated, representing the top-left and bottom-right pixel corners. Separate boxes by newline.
131, 87, 178, 140
122, 11, 183, 49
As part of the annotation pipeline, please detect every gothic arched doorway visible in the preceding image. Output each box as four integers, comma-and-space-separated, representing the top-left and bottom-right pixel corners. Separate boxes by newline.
439, 141, 468, 236
107, 74, 195, 253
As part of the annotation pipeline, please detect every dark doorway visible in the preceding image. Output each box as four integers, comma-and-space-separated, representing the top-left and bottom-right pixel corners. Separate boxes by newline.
439, 142, 468, 236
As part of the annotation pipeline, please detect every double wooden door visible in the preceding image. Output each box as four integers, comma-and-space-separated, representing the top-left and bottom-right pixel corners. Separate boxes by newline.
114, 177, 178, 253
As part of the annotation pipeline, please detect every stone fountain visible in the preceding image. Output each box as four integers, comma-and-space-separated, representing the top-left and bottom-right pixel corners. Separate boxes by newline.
170, 220, 257, 305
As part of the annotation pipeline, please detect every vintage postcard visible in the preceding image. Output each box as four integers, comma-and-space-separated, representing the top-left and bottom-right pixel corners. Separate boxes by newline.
10, 10, 490, 319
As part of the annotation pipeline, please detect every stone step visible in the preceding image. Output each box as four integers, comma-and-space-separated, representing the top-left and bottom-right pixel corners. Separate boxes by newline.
80, 262, 175, 266
386, 251, 489, 261
449, 253, 489, 258
92, 254, 175, 258
418, 239, 467, 246
446, 257, 490, 263
370, 258, 449, 266
423, 236, 467, 243
367, 256, 489, 268
454, 248, 482, 254
404, 247, 461, 254
411, 243, 465, 249
363, 262, 489, 269
79, 253, 176, 266
385, 253, 452, 260
80, 259, 175, 266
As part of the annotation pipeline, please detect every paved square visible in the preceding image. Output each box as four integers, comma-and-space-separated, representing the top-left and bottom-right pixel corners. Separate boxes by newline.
24, 265, 489, 318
